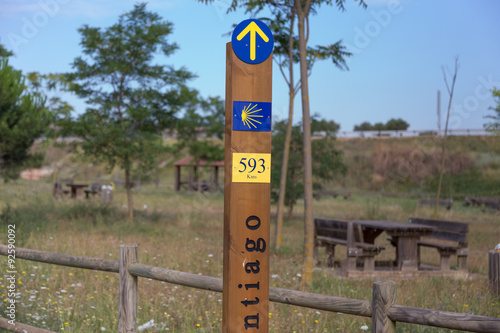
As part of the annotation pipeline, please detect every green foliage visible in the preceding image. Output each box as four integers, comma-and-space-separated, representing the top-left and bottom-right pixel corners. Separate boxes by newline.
426, 167, 500, 197
364, 196, 385, 220
62, 3, 198, 218
0, 44, 13, 57
311, 117, 340, 136
385, 118, 410, 130
354, 118, 410, 131
0, 202, 53, 245
271, 117, 347, 215
64, 3, 194, 174
484, 88, 500, 135
174, 95, 225, 163
0, 52, 53, 182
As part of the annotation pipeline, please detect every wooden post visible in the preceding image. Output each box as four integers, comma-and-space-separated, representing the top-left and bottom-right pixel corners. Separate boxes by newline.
214, 165, 219, 189
346, 221, 357, 271
372, 280, 397, 333
489, 250, 500, 297
175, 166, 181, 191
223, 40, 272, 332
119, 244, 138, 333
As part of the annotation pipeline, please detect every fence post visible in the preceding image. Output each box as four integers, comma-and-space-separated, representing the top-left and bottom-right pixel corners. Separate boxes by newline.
372, 280, 396, 333
119, 244, 138, 333
489, 250, 500, 297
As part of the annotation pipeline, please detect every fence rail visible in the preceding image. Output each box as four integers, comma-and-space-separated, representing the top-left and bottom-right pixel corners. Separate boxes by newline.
1, 244, 499, 332
331, 128, 492, 139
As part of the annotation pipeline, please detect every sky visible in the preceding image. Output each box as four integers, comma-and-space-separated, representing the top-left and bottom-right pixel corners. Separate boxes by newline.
1, 0, 499, 132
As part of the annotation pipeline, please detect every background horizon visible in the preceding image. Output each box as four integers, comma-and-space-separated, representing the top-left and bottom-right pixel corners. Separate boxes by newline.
1, 0, 499, 132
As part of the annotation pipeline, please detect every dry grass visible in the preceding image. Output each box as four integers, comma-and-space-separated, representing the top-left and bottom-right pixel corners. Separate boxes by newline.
1, 181, 499, 332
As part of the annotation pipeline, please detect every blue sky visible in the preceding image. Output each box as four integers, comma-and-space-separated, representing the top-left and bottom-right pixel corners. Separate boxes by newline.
1, 0, 499, 131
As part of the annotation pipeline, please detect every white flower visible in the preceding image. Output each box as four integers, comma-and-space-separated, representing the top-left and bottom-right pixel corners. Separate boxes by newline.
361, 325, 369, 330
100, 327, 106, 331
138, 319, 155, 331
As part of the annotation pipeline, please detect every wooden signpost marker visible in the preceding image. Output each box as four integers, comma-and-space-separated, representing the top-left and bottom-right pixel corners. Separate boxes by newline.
223, 19, 273, 332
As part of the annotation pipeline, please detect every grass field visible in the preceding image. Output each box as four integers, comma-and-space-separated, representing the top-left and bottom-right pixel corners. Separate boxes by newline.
1, 180, 499, 332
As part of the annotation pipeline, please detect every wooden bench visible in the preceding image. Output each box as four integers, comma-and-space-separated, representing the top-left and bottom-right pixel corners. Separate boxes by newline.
465, 197, 500, 210
418, 198, 453, 210
314, 218, 385, 271
84, 183, 102, 199
409, 217, 468, 271
53, 182, 70, 200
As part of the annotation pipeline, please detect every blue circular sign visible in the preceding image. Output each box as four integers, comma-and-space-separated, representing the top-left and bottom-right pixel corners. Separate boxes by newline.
231, 19, 274, 64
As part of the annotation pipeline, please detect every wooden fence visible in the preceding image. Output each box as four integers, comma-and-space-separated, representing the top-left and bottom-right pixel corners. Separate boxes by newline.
489, 250, 500, 297
1, 244, 499, 333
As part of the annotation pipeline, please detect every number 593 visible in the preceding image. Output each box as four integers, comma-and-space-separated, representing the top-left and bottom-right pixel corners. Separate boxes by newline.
238, 157, 265, 174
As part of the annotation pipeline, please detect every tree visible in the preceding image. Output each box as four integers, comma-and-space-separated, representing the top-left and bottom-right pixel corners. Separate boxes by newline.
353, 121, 373, 131
353, 118, 410, 131
64, 3, 195, 220
372, 122, 385, 131
434, 57, 459, 219
174, 94, 225, 189
258, 5, 350, 251
385, 118, 409, 131
0, 48, 53, 181
271, 117, 346, 218
485, 88, 500, 135
200, 0, 366, 289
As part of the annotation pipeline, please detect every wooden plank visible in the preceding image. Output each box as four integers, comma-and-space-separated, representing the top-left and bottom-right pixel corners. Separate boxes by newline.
0, 244, 119, 272
119, 244, 138, 333
410, 218, 468, 233
388, 305, 500, 333
424, 230, 467, 243
418, 241, 460, 251
0, 317, 56, 333
223, 41, 272, 333
127, 262, 373, 317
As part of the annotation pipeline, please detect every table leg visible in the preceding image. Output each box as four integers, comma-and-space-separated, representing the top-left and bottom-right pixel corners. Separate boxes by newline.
395, 236, 419, 271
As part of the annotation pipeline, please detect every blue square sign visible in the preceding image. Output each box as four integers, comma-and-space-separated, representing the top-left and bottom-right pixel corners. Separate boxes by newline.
233, 101, 272, 132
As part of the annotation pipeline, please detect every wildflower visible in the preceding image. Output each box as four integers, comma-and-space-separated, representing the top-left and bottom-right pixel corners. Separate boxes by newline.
361, 325, 369, 330
138, 319, 155, 331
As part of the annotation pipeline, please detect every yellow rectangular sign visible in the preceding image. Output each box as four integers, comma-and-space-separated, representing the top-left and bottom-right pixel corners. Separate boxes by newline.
232, 153, 271, 183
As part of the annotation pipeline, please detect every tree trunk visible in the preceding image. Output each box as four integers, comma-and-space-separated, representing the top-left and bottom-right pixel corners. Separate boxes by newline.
287, 203, 294, 221
275, 13, 296, 251
125, 168, 134, 221
296, 1, 315, 290
434, 58, 458, 219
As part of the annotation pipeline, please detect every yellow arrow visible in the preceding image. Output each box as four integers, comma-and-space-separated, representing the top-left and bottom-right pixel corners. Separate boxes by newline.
236, 21, 269, 61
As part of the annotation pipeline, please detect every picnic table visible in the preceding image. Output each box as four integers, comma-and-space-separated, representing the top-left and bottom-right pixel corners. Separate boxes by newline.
66, 183, 89, 200
353, 220, 436, 271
